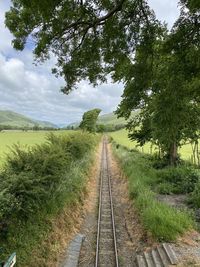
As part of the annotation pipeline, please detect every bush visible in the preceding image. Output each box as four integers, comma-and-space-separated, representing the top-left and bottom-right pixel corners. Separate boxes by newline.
0, 132, 99, 266
188, 180, 200, 208
155, 182, 176, 194
156, 167, 200, 194
0, 132, 98, 238
151, 156, 169, 169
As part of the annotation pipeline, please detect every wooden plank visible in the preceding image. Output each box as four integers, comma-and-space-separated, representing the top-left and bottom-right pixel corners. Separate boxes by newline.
136, 255, 147, 267
162, 243, 178, 265
151, 249, 164, 267
144, 252, 155, 267
156, 246, 170, 267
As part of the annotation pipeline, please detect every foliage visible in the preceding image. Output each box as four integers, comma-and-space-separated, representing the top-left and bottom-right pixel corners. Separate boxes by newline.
0, 131, 73, 168
156, 167, 200, 194
5, 0, 161, 93
79, 108, 101, 133
96, 123, 125, 133
0, 132, 98, 265
155, 182, 176, 195
188, 180, 200, 208
112, 143, 194, 241
115, 1, 200, 165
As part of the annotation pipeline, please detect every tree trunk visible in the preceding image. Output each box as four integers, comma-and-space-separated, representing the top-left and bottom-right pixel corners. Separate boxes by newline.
196, 140, 200, 166
169, 142, 178, 166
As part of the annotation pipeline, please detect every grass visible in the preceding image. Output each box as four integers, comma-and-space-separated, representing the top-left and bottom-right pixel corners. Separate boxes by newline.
109, 129, 195, 161
112, 143, 194, 241
0, 130, 73, 167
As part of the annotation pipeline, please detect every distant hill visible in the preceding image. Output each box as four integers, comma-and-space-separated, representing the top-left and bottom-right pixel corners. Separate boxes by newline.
0, 110, 57, 128
97, 112, 126, 125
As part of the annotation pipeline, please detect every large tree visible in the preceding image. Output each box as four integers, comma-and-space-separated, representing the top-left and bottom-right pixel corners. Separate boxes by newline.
5, 0, 160, 93
79, 108, 101, 133
116, 0, 200, 165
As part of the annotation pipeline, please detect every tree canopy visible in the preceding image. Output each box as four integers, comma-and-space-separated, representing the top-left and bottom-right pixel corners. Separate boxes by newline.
5, 0, 160, 93
116, 0, 200, 165
79, 108, 101, 133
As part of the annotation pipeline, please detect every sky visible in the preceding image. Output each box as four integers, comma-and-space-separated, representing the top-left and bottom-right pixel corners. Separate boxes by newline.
0, 1, 180, 126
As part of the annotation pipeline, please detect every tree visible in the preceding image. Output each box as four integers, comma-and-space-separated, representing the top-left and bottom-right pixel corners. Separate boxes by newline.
96, 124, 106, 133
116, 2, 200, 165
5, 0, 160, 93
79, 109, 101, 133
33, 124, 40, 131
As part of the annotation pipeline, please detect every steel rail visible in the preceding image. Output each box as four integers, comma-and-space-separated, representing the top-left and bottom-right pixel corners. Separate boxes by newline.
95, 140, 104, 267
95, 137, 119, 267
105, 138, 119, 267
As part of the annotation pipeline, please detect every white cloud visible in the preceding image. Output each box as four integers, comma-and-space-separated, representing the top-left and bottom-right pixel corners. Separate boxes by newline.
0, 53, 123, 125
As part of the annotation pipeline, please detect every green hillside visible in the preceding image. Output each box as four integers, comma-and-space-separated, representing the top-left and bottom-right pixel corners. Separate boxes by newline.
97, 112, 126, 125
0, 110, 57, 128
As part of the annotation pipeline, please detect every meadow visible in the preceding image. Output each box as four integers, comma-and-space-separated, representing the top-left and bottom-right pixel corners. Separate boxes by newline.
109, 129, 194, 162
0, 130, 73, 167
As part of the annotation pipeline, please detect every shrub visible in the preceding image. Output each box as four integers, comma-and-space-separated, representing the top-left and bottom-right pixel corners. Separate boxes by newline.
0, 132, 98, 232
6, 142, 70, 175
156, 167, 200, 194
0, 132, 99, 265
155, 182, 176, 194
188, 180, 200, 208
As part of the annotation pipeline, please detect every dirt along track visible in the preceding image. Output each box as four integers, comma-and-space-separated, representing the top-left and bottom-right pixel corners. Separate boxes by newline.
78, 137, 150, 267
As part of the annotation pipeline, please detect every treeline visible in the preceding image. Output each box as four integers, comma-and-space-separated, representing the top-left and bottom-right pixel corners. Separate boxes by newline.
0, 124, 58, 131
65, 124, 125, 132
0, 132, 99, 265
96, 123, 125, 133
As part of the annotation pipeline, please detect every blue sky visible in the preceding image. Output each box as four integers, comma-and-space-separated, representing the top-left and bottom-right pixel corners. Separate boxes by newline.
0, 0, 180, 125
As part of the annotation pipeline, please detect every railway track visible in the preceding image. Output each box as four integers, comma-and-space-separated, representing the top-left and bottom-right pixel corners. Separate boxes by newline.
95, 137, 119, 267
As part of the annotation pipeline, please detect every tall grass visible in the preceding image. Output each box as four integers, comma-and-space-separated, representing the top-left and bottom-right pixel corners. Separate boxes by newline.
0, 132, 99, 266
112, 143, 194, 241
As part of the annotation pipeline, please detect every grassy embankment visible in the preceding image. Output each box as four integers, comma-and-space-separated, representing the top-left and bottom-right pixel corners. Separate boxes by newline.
110, 129, 195, 161
112, 144, 194, 241
0, 131, 99, 266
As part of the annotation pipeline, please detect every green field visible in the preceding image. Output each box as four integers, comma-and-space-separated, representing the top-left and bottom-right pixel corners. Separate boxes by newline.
0, 130, 73, 167
109, 129, 194, 161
